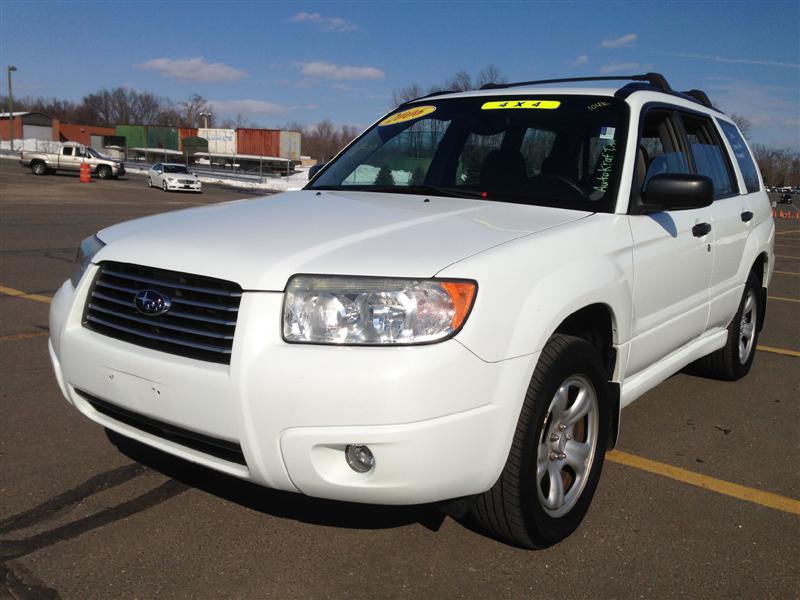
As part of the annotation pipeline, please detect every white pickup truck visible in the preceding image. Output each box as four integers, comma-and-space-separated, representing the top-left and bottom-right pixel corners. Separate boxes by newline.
21, 141, 125, 178
48, 73, 773, 548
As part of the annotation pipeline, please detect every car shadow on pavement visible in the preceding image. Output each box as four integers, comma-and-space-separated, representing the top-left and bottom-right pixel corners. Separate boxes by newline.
105, 430, 447, 533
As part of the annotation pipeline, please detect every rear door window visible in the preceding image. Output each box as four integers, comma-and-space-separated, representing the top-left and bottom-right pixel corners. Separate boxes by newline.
680, 113, 737, 198
716, 119, 761, 193
62, 147, 73, 157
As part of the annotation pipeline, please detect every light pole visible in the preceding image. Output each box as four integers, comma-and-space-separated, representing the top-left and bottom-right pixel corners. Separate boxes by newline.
7, 65, 17, 150
199, 111, 212, 129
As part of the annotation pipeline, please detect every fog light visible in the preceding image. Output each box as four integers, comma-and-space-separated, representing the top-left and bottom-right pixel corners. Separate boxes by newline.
345, 444, 374, 473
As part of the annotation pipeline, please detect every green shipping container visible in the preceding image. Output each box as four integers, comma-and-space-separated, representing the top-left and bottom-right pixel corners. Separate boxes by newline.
115, 125, 146, 149
147, 126, 179, 150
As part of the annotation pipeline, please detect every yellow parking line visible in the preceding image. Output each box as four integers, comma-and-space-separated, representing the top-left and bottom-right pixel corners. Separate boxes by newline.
0, 331, 49, 343
0, 285, 53, 304
776, 254, 800, 260
774, 271, 800, 276
775, 229, 800, 236
607, 450, 800, 515
757, 345, 800, 358
769, 296, 800, 303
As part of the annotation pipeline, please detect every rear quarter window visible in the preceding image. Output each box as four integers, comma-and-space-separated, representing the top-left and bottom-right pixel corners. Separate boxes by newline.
717, 119, 761, 193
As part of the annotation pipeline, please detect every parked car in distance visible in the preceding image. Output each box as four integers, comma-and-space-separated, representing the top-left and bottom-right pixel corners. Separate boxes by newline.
147, 163, 202, 193
20, 142, 125, 179
778, 193, 793, 204
49, 73, 774, 549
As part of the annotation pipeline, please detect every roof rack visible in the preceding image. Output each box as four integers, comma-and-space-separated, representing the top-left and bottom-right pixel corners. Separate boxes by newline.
479, 72, 672, 92
682, 89, 713, 108
397, 89, 455, 107
400, 73, 719, 112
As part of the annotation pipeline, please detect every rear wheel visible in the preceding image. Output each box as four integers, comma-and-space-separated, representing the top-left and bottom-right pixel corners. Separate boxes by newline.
692, 271, 761, 380
470, 334, 610, 548
31, 161, 47, 175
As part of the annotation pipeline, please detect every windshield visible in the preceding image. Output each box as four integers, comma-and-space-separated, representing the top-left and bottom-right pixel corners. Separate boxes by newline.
309, 95, 628, 212
86, 147, 108, 159
164, 165, 189, 174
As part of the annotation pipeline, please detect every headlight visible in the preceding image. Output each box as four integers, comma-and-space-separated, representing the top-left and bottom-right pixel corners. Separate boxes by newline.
70, 234, 105, 287
283, 275, 477, 345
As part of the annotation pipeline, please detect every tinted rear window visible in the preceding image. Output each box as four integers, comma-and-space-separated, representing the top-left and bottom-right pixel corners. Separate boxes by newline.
717, 120, 760, 193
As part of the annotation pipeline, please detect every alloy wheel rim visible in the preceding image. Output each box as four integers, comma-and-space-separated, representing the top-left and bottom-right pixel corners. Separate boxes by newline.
738, 289, 757, 363
536, 374, 599, 518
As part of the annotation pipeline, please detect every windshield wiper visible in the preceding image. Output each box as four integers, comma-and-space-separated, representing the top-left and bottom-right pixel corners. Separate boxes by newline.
315, 185, 485, 200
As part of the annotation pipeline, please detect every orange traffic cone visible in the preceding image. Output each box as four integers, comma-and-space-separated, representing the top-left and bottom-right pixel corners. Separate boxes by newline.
79, 162, 91, 183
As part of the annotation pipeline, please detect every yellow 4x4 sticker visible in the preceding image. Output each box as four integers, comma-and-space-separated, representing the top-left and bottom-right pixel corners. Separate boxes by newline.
481, 100, 561, 110
379, 105, 437, 126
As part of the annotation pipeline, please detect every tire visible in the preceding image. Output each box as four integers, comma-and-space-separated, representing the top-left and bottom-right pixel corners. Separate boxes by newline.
97, 165, 111, 179
470, 334, 610, 549
30, 161, 47, 176
162, 180, 168, 192
692, 271, 761, 381
147, 177, 152, 188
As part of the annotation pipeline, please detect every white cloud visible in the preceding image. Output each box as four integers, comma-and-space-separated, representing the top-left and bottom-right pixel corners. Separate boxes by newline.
207, 99, 319, 117
569, 54, 589, 67
299, 61, 385, 80
661, 52, 800, 69
601, 33, 638, 49
599, 62, 640, 74
288, 12, 359, 32
137, 57, 247, 82
208, 99, 290, 115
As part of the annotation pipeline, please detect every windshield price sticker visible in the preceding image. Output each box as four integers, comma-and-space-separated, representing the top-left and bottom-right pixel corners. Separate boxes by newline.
379, 105, 437, 126
481, 100, 561, 110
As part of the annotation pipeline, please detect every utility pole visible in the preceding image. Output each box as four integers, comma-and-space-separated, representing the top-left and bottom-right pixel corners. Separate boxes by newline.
7, 65, 17, 150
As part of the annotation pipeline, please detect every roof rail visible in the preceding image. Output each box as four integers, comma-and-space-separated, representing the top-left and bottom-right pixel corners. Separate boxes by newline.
398, 89, 456, 107
682, 89, 713, 108
479, 72, 672, 92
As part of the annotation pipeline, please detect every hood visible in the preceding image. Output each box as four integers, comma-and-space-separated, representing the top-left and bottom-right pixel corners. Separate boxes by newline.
95, 190, 589, 290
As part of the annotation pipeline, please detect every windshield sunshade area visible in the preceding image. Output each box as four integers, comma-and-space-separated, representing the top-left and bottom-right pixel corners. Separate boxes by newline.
310, 95, 628, 212
164, 165, 189, 174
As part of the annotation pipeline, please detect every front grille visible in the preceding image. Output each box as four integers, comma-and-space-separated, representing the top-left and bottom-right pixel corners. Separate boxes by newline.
76, 389, 247, 466
84, 261, 242, 364
180, 179, 194, 184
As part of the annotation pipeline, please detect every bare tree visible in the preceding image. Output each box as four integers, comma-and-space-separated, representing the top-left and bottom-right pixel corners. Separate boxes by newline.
729, 114, 752, 138
476, 64, 507, 88
445, 70, 473, 92
391, 83, 425, 106
178, 94, 211, 128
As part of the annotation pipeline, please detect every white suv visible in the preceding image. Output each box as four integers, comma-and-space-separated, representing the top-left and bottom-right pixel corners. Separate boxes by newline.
48, 73, 774, 548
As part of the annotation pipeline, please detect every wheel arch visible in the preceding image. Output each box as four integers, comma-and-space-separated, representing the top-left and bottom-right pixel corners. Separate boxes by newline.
551, 302, 622, 449
751, 251, 769, 333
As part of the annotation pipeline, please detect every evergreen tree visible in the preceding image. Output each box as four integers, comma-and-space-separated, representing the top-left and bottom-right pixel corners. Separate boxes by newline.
409, 165, 426, 186
375, 163, 395, 186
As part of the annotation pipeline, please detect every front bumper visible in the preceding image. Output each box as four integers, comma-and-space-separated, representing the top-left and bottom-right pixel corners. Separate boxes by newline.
49, 269, 535, 504
165, 180, 201, 192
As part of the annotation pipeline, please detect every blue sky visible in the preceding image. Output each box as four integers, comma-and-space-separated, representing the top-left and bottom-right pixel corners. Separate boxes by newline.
2, 1, 798, 146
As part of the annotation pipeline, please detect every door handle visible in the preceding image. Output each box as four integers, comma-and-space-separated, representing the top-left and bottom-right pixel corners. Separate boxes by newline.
692, 223, 712, 237
741, 211, 753, 222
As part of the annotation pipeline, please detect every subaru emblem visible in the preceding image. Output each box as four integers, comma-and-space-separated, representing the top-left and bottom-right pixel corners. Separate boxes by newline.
134, 289, 171, 316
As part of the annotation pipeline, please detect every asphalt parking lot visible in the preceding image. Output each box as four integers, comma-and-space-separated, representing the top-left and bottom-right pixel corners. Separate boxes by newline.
1, 163, 798, 599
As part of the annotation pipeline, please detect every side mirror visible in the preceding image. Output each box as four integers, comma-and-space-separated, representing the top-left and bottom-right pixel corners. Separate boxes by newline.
642, 174, 713, 212
308, 163, 325, 180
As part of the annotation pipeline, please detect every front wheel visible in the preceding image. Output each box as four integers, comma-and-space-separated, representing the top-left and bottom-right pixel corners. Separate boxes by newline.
97, 165, 111, 179
470, 334, 610, 548
162, 180, 168, 192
